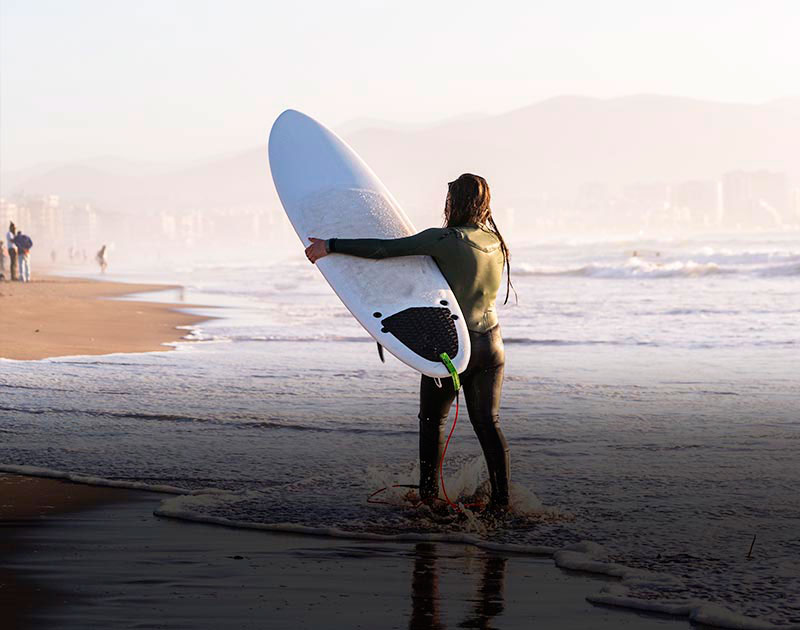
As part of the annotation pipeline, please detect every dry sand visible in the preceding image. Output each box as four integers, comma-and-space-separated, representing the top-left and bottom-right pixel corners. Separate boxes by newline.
0, 275, 208, 360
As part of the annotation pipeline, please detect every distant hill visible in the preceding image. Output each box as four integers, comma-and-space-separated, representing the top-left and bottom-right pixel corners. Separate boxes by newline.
1, 148, 274, 213
3, 95, 798, 226
345, 95, 800, 220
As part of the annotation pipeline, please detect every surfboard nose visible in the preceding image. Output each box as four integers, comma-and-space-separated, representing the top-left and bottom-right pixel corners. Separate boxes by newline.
268, 110, 377, 207
271, 109, 309, 129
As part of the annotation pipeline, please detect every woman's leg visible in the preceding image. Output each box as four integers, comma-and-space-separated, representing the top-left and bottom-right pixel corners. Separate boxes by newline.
418, 375, 457, 501
462, 365, 510, 508
462, 328, 510, 509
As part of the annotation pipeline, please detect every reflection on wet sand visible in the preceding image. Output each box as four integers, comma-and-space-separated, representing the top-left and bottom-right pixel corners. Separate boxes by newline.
410, 543, 507, 630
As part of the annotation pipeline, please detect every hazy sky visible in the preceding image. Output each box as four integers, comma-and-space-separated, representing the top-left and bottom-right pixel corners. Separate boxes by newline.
1, 0, 798, 170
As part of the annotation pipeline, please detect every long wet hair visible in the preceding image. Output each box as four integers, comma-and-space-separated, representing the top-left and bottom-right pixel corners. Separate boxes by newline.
444, 173, 516, 304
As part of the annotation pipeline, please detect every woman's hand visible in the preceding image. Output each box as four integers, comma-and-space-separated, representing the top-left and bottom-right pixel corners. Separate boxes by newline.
305, 237, 329, 264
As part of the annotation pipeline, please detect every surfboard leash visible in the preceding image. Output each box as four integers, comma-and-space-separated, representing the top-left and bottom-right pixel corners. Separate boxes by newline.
367, 353, 483, 513
439, 352, 460, 391
438, 352, 462, 510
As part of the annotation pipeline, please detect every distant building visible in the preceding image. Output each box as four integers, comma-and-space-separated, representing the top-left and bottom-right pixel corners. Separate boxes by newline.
28, 195, 64, 243
66, 203, 99, 247
722, 171, 791, 227
672, 180, 721, 227
792, 187, 800, 223
623, 182, 670, 212
621, 182, 670, 228
0, 198, 17, 229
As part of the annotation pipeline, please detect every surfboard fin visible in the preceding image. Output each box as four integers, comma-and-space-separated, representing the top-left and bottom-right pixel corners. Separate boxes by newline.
377, 343, 385, 363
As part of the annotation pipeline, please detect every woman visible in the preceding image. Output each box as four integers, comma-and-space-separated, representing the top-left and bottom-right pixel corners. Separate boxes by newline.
305, 173, 513, 513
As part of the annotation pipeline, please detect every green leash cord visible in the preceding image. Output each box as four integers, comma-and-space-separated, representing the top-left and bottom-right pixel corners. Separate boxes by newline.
439, 352, 460, 391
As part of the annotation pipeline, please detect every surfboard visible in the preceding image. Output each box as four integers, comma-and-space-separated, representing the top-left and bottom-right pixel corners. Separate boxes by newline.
268, 109, 470, 378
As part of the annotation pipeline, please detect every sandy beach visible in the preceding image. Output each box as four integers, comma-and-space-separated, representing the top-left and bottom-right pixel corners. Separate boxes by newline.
0, 275, 207, 360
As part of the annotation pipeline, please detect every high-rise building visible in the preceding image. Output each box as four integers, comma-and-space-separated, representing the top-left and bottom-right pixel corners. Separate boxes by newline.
722, 171, 791, 227
673, 180, 720, 226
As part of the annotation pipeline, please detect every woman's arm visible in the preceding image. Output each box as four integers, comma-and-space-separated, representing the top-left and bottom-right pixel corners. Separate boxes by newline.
305, 228, 447, 264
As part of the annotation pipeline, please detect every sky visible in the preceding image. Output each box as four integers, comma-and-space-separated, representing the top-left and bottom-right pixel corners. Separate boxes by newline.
1, 0, 799, 171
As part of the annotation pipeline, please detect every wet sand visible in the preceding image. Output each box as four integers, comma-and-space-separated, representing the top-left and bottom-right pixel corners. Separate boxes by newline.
0, 473, 694, 629
0, 474, 139, 630
0, 275, 207, 360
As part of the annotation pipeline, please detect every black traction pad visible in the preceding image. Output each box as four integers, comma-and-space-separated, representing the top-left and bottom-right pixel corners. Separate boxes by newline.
381, 307, 459, 362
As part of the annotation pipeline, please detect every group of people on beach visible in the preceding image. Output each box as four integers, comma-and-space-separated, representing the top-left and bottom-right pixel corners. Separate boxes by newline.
1, 222, 33, 282
0, 221, 111, 281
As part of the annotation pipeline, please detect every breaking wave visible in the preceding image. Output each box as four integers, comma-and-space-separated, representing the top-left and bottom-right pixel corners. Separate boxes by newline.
516, 258, 732, 278
515, 249, 800, 279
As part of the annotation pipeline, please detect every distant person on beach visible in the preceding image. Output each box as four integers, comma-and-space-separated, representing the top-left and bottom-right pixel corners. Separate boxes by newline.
96, 245, 108, 273
13, 229, 33, 283
6, 222, 18, 281
305, 173, 514, 515
0, 241, 5, 278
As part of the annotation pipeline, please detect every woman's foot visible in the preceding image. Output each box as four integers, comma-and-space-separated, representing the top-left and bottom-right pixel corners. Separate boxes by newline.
482, 501, 511, 522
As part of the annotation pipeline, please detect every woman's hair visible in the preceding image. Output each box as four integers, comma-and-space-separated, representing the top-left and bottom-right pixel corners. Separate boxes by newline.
444, 173, 516, 304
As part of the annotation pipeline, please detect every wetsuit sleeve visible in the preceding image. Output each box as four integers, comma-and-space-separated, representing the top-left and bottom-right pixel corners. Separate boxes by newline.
328, 228, 449, 260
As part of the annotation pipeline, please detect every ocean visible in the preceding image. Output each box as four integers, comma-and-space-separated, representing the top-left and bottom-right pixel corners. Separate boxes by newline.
1, 233, 798, 629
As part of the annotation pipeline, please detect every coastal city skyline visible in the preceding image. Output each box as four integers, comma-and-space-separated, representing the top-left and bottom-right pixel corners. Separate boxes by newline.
2, 164, 797, 266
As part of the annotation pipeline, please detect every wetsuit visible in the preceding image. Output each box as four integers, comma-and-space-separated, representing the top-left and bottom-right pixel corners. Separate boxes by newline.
328, 224, 511, 508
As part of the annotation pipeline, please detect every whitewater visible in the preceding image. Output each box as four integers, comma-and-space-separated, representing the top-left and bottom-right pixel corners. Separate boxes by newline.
1, 234, 798, 628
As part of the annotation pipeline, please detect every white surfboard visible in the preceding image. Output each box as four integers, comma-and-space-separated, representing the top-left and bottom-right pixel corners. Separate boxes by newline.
268, 109, 470, 378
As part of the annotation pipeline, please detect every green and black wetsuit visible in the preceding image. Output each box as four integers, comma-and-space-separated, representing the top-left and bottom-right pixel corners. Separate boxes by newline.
328, 224, 510, 508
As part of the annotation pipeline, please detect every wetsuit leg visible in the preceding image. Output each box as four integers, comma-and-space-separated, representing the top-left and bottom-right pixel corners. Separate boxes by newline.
462, 327, 510, 508
418, 375, 456, 500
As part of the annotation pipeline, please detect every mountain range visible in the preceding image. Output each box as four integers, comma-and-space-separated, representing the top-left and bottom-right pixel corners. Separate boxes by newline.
2, 95, 798, 226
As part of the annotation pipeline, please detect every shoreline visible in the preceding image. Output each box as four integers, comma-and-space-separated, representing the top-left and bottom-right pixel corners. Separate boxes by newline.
0, 274, 210, 361
0, 473, 693, 630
